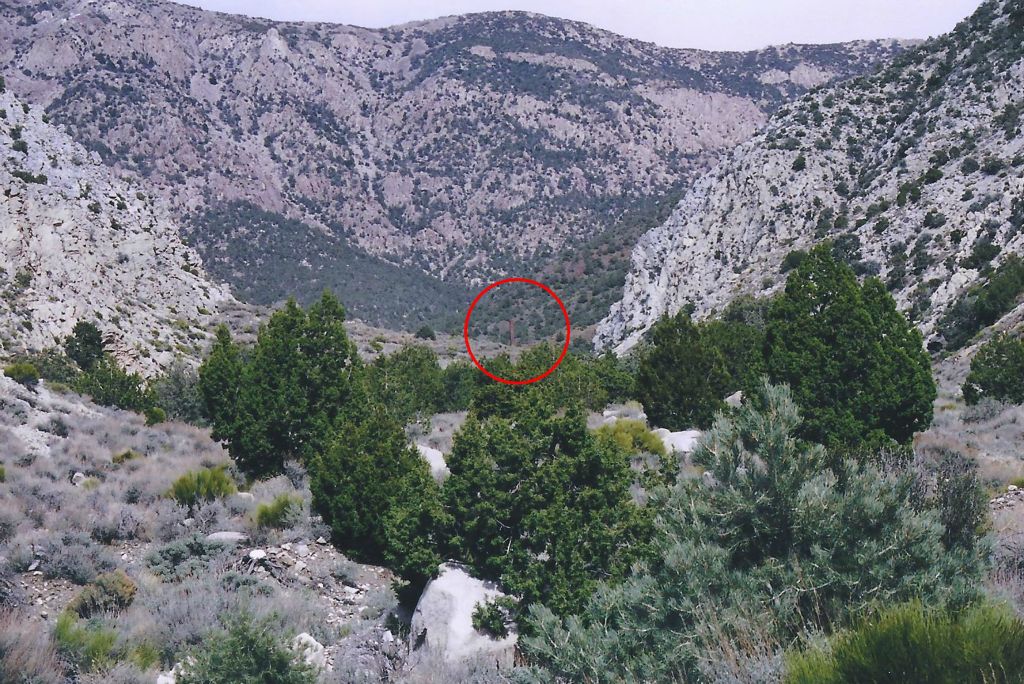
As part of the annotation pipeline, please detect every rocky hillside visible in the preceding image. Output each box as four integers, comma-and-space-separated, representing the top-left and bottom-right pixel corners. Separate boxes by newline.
598, 0, 1024, 355
0, 0, 905, 329
0, 87, 232, 375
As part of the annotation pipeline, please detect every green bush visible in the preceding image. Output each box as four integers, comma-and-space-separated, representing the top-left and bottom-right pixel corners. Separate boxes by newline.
766, 244, 935, 449
168, 467, 236, 508
963, 333, 1024, 405
523, 383, 983, 683
445, 404, 650, 617
784, 601, 1024, 684
144, 406, 166, 426
634, 312, 729, 430
53, 613, 118, 673
938, 255, 1024, 351
199, 294, 362, 477
112, 449, 141, 465
11, 349, 80, 385
414, 325, 436, 340
66, 570, 137, 619
472, 596, 518, 639
73, 357, 154, 413
146, 535, 231, 581
595, 419, 665, 456
3, 362, 39, 387
64, 321, 105, 371
780, 249, 808, 273
255, 494, 303, 529
310, 409, 444, 591
178, 612, 317, 684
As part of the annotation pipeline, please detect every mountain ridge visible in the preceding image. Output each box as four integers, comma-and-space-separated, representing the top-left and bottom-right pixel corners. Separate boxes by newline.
597, 0, 1024, 355
0, 0, 907, 330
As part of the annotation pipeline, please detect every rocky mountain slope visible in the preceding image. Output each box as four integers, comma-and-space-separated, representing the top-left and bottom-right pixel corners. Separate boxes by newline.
598, 0, 1024, 355
0, 0, 906, 329
0, 86, 232, 375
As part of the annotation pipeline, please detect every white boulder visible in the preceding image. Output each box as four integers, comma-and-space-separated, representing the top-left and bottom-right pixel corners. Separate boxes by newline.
206, 531, 248, 546
407, 563, 516, 671
651, 428, 702, 455
292, 632, 327, 670
415, 443, 450, 482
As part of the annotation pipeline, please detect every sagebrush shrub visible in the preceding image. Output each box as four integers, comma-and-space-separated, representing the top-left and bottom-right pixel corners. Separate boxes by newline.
177, 612, 318, 684
146, 535, 231, 581
0, 609, 64, 684
67, 570, 137, 619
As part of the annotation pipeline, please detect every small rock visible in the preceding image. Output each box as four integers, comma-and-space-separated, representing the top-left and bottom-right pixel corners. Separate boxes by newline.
295, 543, 310, 558
316, 536, 327, 545
382, 629, 394, 643
249, 549, 267, 561
1010, 484, 1019, 492
294, 561, 307, 573
71, 472, 86, 487
207, 531, 248, 546
27, 561, 39, 572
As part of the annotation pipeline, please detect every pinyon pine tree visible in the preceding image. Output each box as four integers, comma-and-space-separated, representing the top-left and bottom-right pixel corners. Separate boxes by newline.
523, 382, 984, 683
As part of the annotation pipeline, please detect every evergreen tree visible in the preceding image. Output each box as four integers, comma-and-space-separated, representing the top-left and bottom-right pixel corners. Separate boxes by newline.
198, 325, 243, 442
65, 321, 105, 371
200, 293, 361, 476
73, 356, 153, 412
309, 407, 444, 589
367, 344, 444, 425
962, 332, 1024, 405
524, 383, 985, 683
765, 244, 935, 448
634, 311, 730, 430
444, 403, 650, 615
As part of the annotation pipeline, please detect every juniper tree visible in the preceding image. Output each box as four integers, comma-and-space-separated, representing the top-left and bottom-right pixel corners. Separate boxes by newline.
634, 311, 730, 430
766, 244, 935, 449
444, 403, 650, 616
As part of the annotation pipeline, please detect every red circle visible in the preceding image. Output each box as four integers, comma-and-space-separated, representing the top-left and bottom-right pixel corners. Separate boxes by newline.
463, 278, 571, 386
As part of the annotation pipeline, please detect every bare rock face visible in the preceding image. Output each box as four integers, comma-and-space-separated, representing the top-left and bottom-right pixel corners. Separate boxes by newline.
598, 0, 1024, 354
0, 89, 232, 374
407, 563, 517, 672
0, 0, 907, 328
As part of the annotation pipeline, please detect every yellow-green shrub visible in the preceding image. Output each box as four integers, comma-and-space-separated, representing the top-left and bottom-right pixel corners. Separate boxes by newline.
595, 419, 666, 456
66, 569, 137, 618
168, 467, 236, 508
53, 613, 118, 672
785, 601, 1024, 684
255, 493, 303, 529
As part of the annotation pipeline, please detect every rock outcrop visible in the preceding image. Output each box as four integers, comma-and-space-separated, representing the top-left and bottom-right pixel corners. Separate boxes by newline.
598, 0, 1024, 355
0, 89, 232, 374
407, 563, 517, 672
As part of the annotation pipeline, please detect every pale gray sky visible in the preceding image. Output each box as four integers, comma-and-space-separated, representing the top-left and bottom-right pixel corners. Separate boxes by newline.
183, 0, 984, 51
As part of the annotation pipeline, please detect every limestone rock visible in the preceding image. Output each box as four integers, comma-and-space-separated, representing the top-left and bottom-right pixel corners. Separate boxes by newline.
206, 531, 248, 546
292, 632, 327, 670
0, 90, 233, 376
597, 0, 1024, 355
407, 563, 517, 671
416, 443, 450, 482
